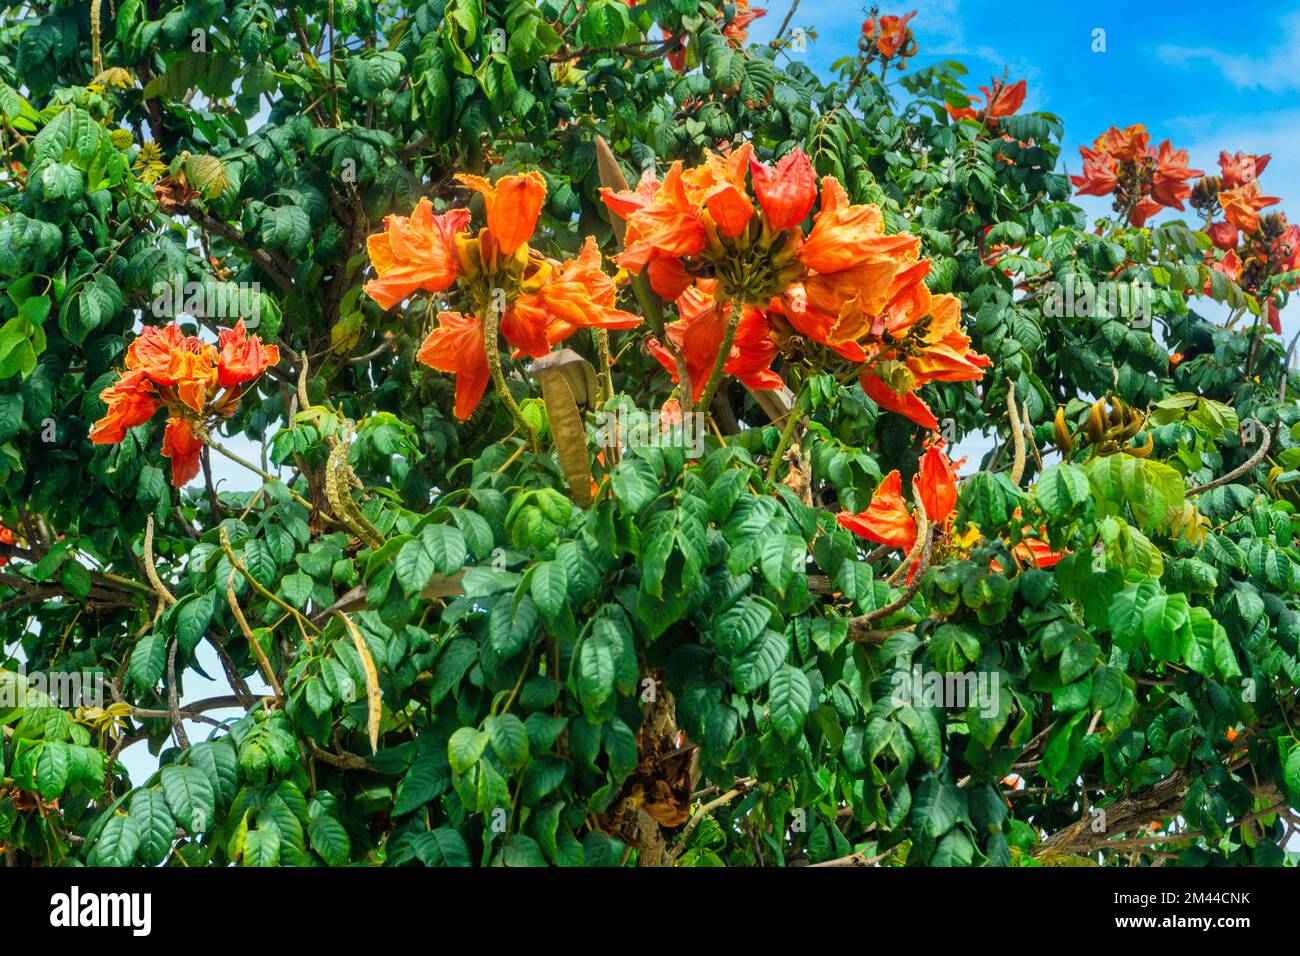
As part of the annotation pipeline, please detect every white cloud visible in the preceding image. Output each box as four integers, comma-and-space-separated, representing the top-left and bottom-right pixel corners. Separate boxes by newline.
1156, 14, 1300, 93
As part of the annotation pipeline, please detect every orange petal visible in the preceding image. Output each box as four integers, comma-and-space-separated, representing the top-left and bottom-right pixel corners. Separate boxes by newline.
416, 311, 490, 420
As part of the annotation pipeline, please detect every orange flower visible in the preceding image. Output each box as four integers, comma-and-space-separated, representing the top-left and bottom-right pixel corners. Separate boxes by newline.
1219, 181, 1280, 234
872, 11, 916, 57
722, 0, 766, 45
1095, 124, 1150, 163
917, 444, 957, 526
0, 524, 12, 567
126, 324, 187, 380
650, 281, 781, 401
216, 320, 280, 388
89, 370, 161, 444
859, 372, 940, 431
1070, 147, 1120, 197
456, 171, 547, 255
682, 143, 755, 238
603, 163, 707, 284
749, 148, 817, 231
161, 417, 203, 487
837, 471, 917, 550
363, 198, 470, 309
1128, 197, 1163, 228
416, 311, 490, 421
1204, 248, 1241, 295
506, 237, 642, 355
1206, 219, 1238, 251
1149, 140, 1201, 210
165, 341, 219, 413
1011, 530, 1064, 569
1218, 151, 1270, 189
945, 78, 1026, 124
798, 177, 919, 274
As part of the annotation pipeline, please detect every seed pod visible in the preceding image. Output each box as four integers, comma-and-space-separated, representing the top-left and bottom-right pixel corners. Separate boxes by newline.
1053, 406, 1075, 454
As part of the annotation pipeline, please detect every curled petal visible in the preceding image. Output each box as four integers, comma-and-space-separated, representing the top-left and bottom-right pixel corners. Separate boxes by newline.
836, 470, 917, 550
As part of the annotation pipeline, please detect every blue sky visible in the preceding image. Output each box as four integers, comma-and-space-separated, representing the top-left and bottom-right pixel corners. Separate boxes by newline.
752, 0, 1300, 239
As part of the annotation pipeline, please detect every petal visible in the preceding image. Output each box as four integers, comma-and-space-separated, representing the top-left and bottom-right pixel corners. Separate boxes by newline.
750, 148, 817, 231
416, 311, 491, 420
860, 372, 939, 430
161, 417, 203, 486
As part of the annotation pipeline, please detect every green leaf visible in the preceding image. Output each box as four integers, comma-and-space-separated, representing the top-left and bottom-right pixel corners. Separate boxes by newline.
421, 524, 468, 574
485, 714, 530, 769
529, 560, 569, 619
412, 827, 471, 867
160, 765, 217, 834
578, 628, 618, 719
242, 828, 281, 866
347, 50, 405, 98
1035, 464, 1091, 520
130, 789, 176, 867
308, 813, 351, 866
129, 632, 168, 691
768, 665, 812, 741
448, 727, 490, 774
395, 537, 436, 597
1107, 579, 1160, 650
393, 748, 450, 815
88, 813, 142, 867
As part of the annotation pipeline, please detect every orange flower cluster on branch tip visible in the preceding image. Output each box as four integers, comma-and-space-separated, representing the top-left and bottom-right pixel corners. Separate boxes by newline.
363, 174, 640, 420
89, 322, 279, 486
945, 77, 1027, 126
837, 443, 957, 577
859, 10, 918, 65
1071, 124, 1202, 227
1192, 151, 1294, 334
602, 146, 989, 429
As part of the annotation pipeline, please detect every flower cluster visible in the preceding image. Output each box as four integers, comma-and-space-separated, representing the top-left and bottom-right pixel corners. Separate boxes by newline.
1193, 152, 1295, 333
89, 321, 279, 486
603, 145, 989, 427
364, 173, 640, 420
1071, 124, 1202, 227
837, 443, 957, 579
945, 76, 1027, 127
859, 10, 918, 68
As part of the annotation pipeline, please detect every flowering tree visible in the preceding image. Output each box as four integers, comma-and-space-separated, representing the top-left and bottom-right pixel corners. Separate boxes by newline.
2, 1, 1299, 868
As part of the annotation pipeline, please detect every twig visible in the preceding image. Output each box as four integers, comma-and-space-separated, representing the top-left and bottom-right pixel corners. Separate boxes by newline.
669, 777, 757, 862
1187, 417, 1270, 495
225, 566, 285, 701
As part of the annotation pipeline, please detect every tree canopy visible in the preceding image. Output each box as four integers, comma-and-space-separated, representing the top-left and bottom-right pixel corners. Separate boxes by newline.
2, 1, 1300, 868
